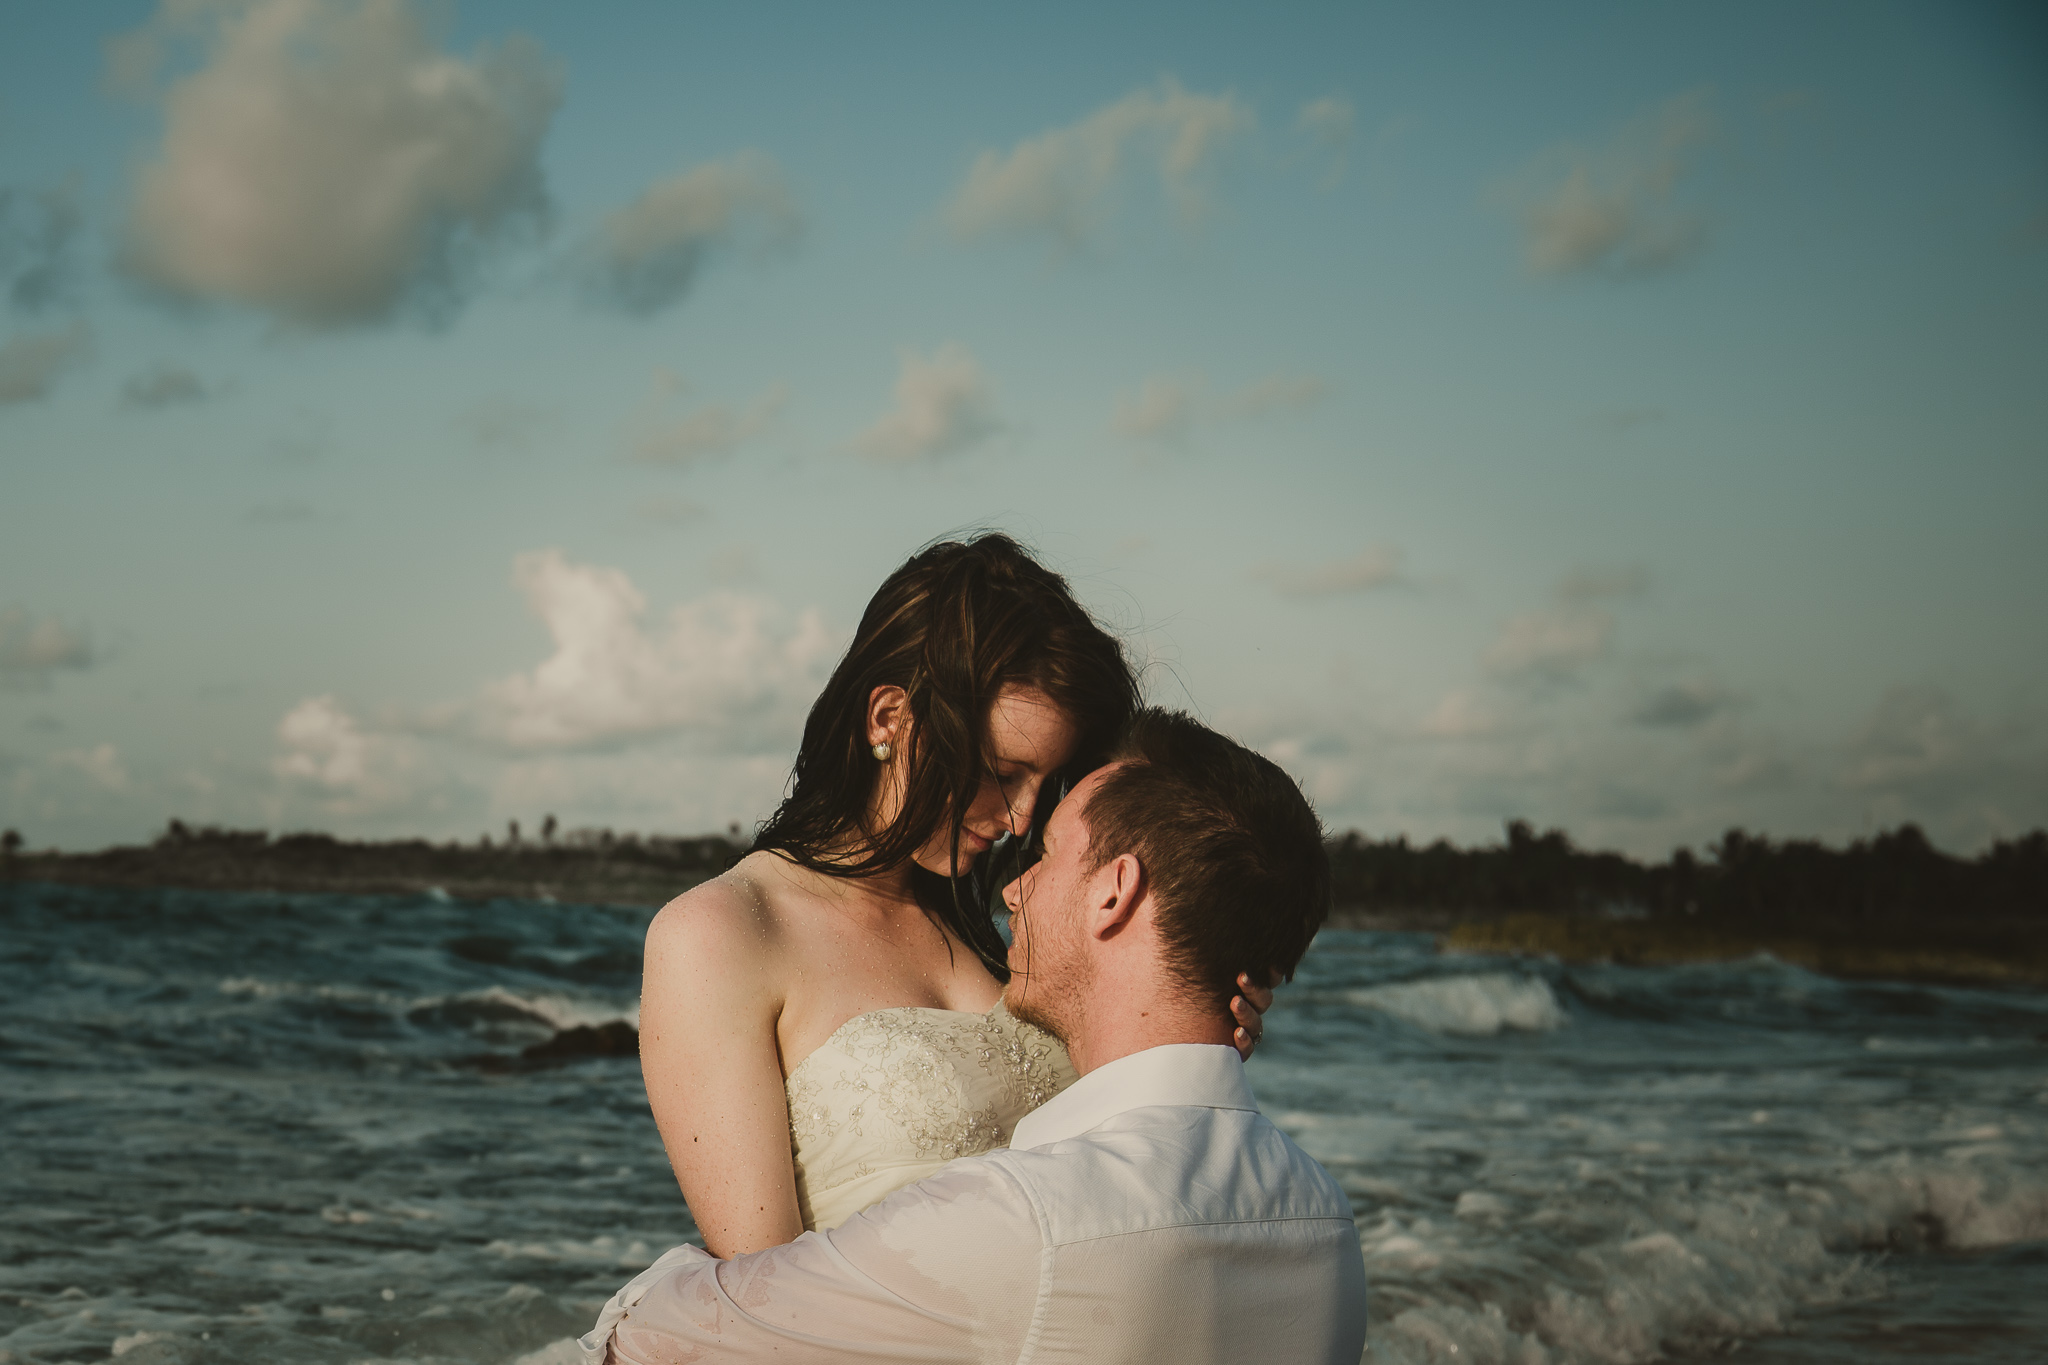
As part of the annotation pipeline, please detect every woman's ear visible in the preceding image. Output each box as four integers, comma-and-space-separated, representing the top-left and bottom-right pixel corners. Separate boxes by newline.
866, 685, 909, 749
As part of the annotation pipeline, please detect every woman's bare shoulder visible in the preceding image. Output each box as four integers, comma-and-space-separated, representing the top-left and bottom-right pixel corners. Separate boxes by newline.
643, 853, 800, 971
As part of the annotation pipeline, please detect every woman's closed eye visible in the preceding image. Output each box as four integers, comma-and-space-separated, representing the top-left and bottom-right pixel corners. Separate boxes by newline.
994, 770, 1042, 831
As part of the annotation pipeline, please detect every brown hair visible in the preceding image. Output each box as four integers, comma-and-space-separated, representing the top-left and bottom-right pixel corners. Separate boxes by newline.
753, 533, 1139, 981
1082, 708, 1330, 1005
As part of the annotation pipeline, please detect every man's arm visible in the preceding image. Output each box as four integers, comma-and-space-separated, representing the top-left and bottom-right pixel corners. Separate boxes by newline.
584, 1156, 1043, 1365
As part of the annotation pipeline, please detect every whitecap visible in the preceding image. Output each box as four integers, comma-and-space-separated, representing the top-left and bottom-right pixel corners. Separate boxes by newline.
1351, 1153, 2048, 1365
1346, 973, 1568, 1035
111, 1331, 170, 1357
402, 984, 638, 1037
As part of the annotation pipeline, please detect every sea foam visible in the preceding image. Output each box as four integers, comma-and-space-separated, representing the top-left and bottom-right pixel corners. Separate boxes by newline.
1345, 972, 1568, 1035
1348, 1149, 2048, 1365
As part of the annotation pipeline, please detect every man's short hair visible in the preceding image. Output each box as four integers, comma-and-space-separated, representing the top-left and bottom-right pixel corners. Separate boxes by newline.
1081, 708, 1330, 1006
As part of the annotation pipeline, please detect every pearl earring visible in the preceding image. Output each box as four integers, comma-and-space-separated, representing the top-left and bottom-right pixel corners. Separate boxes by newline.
871, 742, 892, 761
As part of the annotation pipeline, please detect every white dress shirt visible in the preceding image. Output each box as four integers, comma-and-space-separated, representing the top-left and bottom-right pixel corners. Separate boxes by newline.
583, 1043, 1369, 1365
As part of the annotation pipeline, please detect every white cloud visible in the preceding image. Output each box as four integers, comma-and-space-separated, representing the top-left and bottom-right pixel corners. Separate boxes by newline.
1110, 375, 1195, 442
117, 0, 560, 325
52, 743, 130, 793
274, 693, 420, 813
1836, 687, 2048, 842
276, 695, 373, 790
1295, 95, 1354, 188
264, 552, 836, 838
1633, 680, 1734, 728
1516, 89, 1714, 276
945, 78, 1253, 248
1221, 664, 2045, 857
1708, 742, 1796, 793
1296, 95, 1354, 147
634, 383, 789, 467
1419, 689, 1499, 740
445, 549, 835, 752
856, 343, 999, 462
1111, 371, 1326, 442
1214, 373, 1327, 420
1484, 606, 1614, 679
0, 606, 95, 689
121, 363, 207, 408
0, 180, 84, 313
481, 747, 792, 842
1841, 687, 1990, 797
0, 323, 91, 404
585, 151, 800, 314
1255, 546, 1403, 598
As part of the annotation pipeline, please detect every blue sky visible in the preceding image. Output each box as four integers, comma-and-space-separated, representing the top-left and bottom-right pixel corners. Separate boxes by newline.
3, 0, 2044, 855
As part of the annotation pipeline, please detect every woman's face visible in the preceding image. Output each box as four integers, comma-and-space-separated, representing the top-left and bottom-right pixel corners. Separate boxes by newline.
909, 683, 1079, 878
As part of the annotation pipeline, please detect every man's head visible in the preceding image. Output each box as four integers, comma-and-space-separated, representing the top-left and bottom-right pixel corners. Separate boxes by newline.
1002, 708, 1330, 1065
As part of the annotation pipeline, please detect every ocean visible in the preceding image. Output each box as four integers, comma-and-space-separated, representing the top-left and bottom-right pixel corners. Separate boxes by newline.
3, 880, 2044, 1364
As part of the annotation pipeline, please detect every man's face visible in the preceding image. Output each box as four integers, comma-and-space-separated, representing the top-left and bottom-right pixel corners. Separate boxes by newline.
1001, 765, 1116, 1041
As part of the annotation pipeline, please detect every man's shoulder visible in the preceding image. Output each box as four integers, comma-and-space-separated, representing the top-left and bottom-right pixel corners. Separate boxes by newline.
988, 1103, 1354, 1247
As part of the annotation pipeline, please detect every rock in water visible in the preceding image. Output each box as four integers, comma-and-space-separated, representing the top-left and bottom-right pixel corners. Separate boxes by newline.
519, 1021, 639, 1065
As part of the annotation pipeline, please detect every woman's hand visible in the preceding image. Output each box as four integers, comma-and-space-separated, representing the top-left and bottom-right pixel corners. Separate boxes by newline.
1230, 970, 1277, 1060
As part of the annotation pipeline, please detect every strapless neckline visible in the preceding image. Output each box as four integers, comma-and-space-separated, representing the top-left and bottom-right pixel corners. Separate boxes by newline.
786, 1004, 989, 1082
781, 998, 1077, 1231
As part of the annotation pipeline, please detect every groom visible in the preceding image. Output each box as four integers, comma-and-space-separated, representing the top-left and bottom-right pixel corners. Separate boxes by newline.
583, 708, 1369, 1364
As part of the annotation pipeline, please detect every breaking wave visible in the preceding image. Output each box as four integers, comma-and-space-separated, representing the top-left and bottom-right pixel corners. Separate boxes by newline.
1345, 972, 1568, 1035
217, 975, 637, 1035
10, 884, 2046, 1365
1356, 1153, 2048, 1365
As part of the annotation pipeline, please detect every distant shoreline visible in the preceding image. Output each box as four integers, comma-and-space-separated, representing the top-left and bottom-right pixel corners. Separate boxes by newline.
1439, 913, 2048, 990
0, 827, 736, 909
5, 819, 2043, 989
0, 847, 1478, 926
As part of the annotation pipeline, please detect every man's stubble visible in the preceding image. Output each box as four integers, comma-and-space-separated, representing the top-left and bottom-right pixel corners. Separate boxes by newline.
1004, 897, 1090, 1050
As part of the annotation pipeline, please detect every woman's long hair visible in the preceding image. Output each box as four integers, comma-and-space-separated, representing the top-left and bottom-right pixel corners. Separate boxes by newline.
753, 533, 1138, 982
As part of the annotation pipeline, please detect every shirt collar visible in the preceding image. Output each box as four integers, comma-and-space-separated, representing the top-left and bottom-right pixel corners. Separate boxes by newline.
1010, 1043, 1257, 1151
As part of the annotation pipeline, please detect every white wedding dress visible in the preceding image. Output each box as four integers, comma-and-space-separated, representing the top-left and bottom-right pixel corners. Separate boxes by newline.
784, 999, 1077, 1231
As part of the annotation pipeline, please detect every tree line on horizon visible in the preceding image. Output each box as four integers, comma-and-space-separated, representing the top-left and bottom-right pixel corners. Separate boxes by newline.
4, 816, 2041, 929
1325, 820, 2044, 928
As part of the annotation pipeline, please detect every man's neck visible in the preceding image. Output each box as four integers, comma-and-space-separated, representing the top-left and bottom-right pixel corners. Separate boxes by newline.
1063, 992, 1234, 1076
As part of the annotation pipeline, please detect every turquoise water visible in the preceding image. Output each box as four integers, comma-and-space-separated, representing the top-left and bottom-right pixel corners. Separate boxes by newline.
3, 880, 2044, 1364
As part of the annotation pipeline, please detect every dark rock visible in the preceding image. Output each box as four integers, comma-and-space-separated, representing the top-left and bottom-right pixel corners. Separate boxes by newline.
444, 934, 519, 966
519, 1021, 639, 1066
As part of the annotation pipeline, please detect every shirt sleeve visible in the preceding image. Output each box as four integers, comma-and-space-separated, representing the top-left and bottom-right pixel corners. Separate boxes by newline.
588, 1155, 1044, 1365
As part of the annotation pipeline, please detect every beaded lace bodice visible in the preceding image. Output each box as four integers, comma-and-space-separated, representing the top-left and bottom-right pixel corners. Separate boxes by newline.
784, 999, 1077, 1232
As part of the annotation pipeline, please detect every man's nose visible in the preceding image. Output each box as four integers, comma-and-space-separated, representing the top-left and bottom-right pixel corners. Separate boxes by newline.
1001, 875, 1022, 912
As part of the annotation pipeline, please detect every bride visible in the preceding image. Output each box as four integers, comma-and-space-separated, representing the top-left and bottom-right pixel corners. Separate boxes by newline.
639, 534, 1271, 1255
